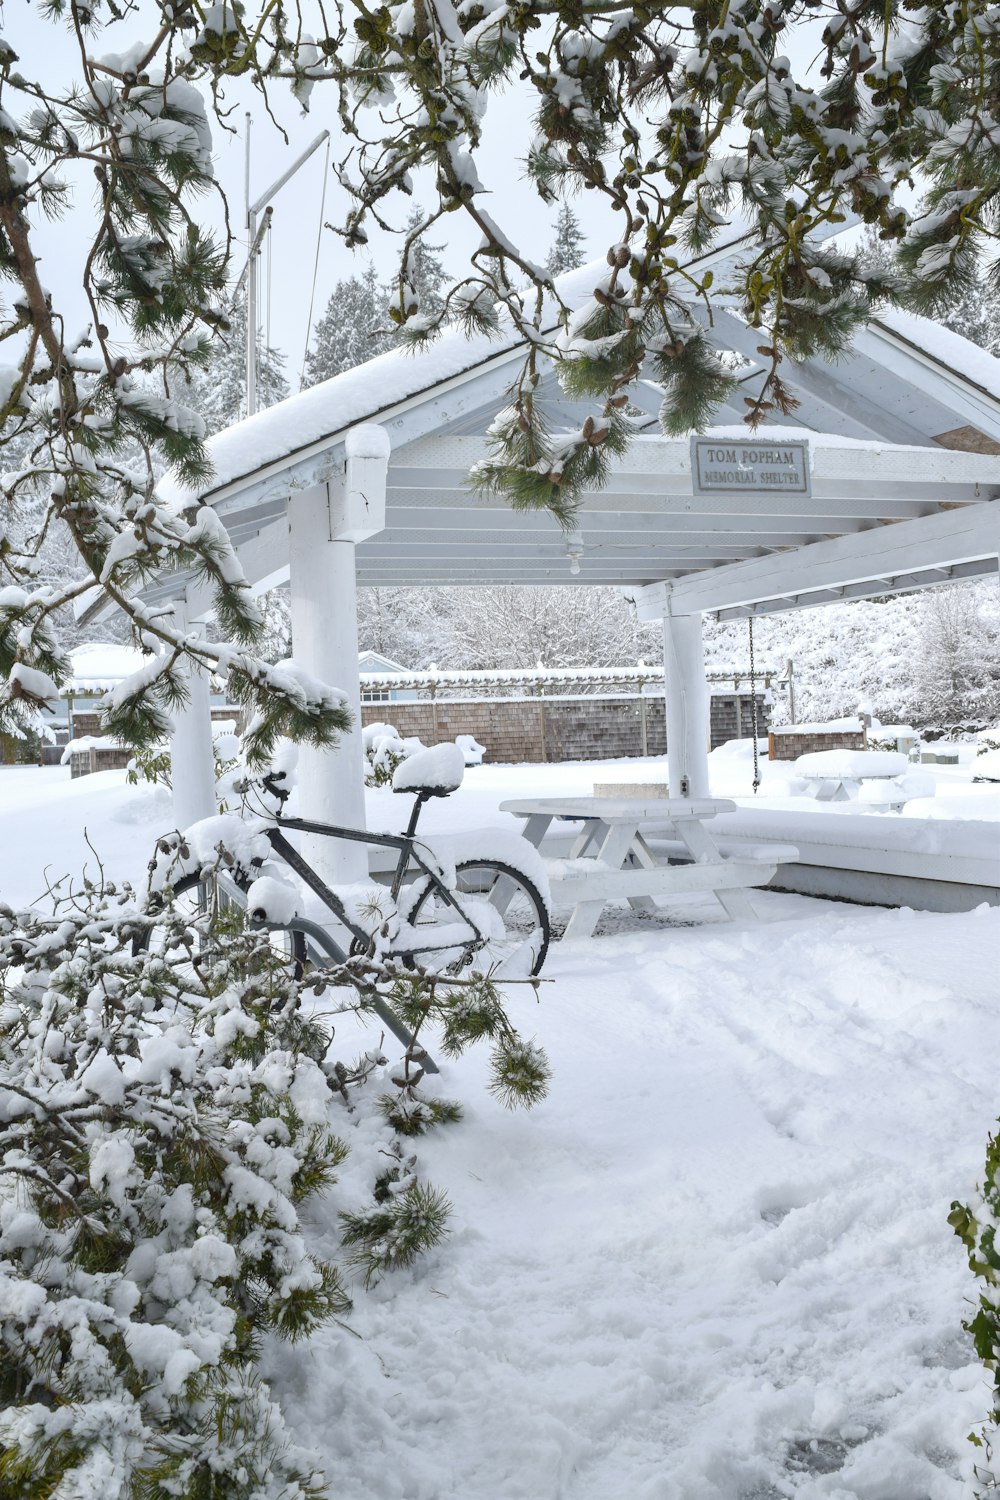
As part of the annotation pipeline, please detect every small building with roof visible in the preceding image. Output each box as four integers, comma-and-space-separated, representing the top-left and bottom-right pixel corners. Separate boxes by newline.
79, 228, 1000, 884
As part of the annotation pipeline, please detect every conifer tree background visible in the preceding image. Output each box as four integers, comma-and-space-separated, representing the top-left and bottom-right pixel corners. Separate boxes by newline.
303, 267, 394, 388
189, 297, 290, 432
546, 204, 587, 278
861, 231, 1000, 356
397, 208, 450, 323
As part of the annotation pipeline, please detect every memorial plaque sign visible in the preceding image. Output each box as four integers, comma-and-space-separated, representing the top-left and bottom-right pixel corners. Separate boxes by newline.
691, 437, 811, 497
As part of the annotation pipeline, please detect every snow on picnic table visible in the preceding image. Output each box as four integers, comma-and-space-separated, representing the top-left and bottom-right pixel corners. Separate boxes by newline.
1, 757, 999, 1498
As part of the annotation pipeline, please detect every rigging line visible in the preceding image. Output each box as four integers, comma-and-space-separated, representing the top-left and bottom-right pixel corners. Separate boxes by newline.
265, 216, 273, 358
300, 136, 331, 391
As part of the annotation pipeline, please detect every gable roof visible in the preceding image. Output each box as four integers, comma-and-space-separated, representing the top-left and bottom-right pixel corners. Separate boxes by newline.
161, 232, 1000, 519
358, 650, 409, 674
91, 225, 1000, 623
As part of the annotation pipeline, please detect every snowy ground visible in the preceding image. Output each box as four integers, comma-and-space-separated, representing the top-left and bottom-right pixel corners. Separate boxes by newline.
2, 756, 999, 1498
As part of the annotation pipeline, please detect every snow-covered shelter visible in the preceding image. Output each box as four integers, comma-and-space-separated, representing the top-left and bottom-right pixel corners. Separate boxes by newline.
84, 226, 1000, 879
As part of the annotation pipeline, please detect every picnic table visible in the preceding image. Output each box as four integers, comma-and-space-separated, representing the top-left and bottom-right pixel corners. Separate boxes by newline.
795, 749, 910, 803
500, 795, 798, 940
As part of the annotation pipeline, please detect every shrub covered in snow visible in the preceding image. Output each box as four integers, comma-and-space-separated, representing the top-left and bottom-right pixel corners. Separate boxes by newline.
362, 722, 422, 788
951, 1139, 1000, 1492
0, 867, 549, 1496
126, 729, 244, 811
0, 886, 346, 1497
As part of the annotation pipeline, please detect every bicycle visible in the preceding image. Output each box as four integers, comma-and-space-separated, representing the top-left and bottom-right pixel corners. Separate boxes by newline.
141, 743, 551, 989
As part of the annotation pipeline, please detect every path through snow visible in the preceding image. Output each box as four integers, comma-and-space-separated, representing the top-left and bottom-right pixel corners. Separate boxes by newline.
271, 902, 998, 1500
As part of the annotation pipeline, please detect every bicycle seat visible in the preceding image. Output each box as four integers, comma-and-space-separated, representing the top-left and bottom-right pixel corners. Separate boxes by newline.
392, 743, 465, 797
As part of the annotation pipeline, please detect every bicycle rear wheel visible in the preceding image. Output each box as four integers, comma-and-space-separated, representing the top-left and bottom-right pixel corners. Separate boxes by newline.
408, 859, 549, 977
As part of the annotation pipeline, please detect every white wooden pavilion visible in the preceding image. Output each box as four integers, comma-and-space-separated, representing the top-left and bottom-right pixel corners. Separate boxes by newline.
92, 229, 1000, 883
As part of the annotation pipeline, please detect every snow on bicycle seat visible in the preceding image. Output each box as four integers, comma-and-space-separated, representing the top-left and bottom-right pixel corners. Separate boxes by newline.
392, 742, 465, 797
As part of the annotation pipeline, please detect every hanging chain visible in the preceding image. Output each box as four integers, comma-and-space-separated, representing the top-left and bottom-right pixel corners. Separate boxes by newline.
748, 615, 761, 795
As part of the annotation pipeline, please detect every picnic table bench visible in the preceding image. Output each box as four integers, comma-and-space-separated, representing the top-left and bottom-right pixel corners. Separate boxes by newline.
501, 795, 798, 940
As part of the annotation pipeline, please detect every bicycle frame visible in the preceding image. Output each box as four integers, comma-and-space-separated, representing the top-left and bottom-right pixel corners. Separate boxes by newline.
257, 799, 489, 964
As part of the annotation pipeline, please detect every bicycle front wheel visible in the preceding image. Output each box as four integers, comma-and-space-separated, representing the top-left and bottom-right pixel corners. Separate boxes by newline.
134, 871, 307, 976
408, 859, 550, 978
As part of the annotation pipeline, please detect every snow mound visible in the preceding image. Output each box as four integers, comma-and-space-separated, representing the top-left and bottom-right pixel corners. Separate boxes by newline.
973, 748, 1000, 782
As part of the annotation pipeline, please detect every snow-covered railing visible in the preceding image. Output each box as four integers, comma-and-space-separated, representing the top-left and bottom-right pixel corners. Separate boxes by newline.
359, 664, 779, 699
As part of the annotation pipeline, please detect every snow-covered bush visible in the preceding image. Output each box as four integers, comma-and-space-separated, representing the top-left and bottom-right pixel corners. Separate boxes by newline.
0, 864, 548, 1495
362, 723, 422, 788
126, 730, 243, 810
0, 883, 346, 1497
951, 1138, 1000, 1492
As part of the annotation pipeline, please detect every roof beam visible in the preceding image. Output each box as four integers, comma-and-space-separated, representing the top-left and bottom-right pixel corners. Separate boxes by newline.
358, 553, 732, 572
702, 308, 937, 447
358, 564, 689, 582
385, 480, 940, 518
631, 500, 1000, 617
385, 488, 935, 521
360, 546, 769, 566
392, 430, 999, 493
365, 526, 849, 549
713, 558, 997, 617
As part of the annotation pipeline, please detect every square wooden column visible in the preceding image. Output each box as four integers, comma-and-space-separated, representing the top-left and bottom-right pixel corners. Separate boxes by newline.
287, 425, 389, 885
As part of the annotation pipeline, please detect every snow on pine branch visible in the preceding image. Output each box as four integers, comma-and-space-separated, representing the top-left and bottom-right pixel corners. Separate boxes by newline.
0, 9, 347, 754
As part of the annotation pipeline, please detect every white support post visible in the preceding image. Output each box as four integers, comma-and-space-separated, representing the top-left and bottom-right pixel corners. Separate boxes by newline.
288, 477, 368, 886
662, 611, 711, 799
169, 599, 217, 831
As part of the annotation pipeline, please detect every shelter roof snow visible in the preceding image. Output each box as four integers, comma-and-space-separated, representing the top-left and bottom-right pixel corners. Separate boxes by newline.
162, 257, 606, 511
160, 255, 1000, 516
873, 306, 1000, 406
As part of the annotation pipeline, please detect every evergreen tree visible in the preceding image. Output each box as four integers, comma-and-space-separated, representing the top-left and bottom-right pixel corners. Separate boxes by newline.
915, 585, 1000, 725
303, 266, 393, 388
439, 585, 655, 669
862, 231, 1000, 356
187, 296, 289, 432
940, 281, 1000, 357
546, 203, 587, 278
0, 28, 347, 756
357, 586, 456, 667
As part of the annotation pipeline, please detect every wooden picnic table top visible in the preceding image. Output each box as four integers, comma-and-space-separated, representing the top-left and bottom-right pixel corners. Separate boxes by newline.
500, 796, 737, 823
